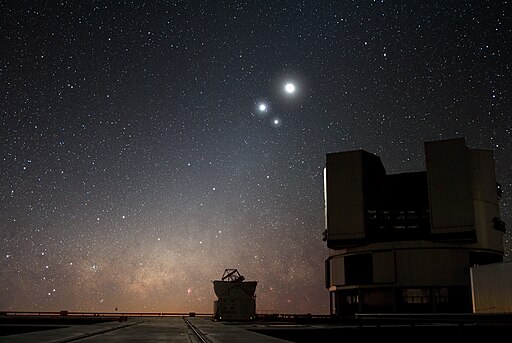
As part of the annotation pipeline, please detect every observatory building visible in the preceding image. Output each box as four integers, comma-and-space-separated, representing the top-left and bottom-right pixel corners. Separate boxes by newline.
324, 137, 505, 316
213, 269, 257, 321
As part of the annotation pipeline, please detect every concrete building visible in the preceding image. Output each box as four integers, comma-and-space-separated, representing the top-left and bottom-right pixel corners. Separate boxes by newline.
324, 138, 505, 316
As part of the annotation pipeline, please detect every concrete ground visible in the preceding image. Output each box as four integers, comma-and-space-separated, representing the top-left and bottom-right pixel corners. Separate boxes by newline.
0, 317, 293, 343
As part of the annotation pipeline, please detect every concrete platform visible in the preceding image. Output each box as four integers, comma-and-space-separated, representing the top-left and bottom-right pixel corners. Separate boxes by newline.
0, 317, 292, 343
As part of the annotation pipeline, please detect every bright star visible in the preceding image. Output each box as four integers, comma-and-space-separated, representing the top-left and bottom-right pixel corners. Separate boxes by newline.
284, 83, 295, 94
271, 117, 282, 127
258, 103, 267, 112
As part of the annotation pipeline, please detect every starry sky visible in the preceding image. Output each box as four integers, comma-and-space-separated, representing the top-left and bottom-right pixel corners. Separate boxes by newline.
1, 1, 511, 314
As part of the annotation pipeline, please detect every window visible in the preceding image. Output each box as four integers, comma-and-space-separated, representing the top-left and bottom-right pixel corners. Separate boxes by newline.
402, 288, 430, 304
433, 288, 448, 304
346, 295, 359, 304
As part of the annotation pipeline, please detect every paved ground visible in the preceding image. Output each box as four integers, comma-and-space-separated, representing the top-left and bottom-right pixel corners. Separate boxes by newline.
0, 317, 293, 343
3, 315, 512, 343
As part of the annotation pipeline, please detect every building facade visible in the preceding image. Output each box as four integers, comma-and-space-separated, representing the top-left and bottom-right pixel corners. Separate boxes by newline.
324, 138, 505, 316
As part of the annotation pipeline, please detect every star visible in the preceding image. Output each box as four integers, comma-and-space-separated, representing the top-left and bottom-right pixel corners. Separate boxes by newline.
284, 83, 296, 94
271, 117, 282, 127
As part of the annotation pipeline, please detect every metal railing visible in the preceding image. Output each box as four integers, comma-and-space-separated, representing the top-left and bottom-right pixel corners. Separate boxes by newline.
0, 310, 213, 318
354, 313, 512, 326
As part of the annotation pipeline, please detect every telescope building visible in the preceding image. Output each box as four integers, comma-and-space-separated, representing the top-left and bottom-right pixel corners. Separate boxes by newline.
324, 137, 505, 316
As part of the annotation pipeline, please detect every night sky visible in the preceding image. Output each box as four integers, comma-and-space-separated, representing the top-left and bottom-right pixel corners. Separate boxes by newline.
1, 1, 511, 314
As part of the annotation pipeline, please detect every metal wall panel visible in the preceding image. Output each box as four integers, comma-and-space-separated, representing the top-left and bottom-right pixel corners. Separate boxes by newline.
396, 249, 469, 286
373, 251, 395, 283
325, 151, 365, 240
425, 138, 475, 234
470, 150, 503, 250
330, 255, 345, 286
471, 262, 512, 313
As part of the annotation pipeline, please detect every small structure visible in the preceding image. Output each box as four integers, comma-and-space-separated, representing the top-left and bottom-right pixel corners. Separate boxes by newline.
212, 269, 257, 321
470, 261, 512, 313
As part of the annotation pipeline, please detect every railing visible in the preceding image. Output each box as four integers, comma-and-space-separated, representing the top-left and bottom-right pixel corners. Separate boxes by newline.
0, 311, 213, 318
9, 310, 508, 326
354, 313, 512, 326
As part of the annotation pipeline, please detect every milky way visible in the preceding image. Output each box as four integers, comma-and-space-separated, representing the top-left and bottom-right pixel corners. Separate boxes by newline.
1, 1, 510, 314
